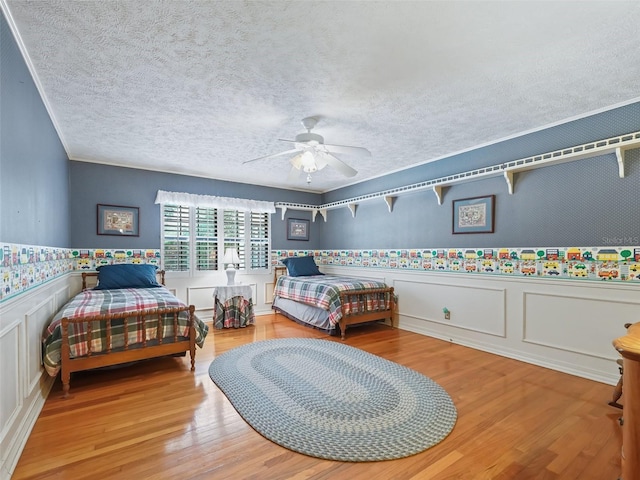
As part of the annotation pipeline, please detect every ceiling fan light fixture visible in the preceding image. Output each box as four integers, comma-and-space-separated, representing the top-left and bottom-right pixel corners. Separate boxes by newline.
244, 116, 363, 182
313, 150, 329, 170
300, 151, 316, 172
290, 153, 303, 169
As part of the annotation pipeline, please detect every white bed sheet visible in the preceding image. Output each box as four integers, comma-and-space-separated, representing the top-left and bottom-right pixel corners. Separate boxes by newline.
272, 296, 332, 331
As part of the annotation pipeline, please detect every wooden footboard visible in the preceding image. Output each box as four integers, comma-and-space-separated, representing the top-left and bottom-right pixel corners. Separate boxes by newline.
60, 305, 196, 398
338, 287, 395, 340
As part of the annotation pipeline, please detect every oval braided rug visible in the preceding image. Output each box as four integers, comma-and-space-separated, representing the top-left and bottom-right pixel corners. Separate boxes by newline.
209, 338, 457, 461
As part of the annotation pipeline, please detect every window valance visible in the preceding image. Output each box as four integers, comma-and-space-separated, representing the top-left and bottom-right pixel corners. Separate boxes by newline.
154, 190, 276, 213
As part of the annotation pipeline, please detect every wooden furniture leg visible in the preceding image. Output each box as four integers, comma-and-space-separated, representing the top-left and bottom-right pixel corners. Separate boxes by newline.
609, 358, 624, 409
613, 322, 640, 480
610, 324, 632, 409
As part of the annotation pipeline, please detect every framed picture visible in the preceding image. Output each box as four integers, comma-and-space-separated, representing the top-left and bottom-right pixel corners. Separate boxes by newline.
97, 204, 139, 236
287, 218, 309, 241
452, 195, 495, 234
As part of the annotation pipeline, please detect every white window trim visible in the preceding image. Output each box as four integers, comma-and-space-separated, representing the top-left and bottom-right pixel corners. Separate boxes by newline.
159, 196, 272, 276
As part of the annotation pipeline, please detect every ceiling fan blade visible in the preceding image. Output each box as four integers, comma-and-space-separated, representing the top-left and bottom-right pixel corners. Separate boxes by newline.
281, 138, 370, 157
317, 151, 358, 177
278, 139, 319, 151
323, 143, 371, 157
242, 148, 300, 164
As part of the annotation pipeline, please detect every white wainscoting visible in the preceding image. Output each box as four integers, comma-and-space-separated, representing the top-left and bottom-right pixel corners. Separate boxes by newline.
186, 285, 216, 322
264, 280, 276, 304
0, 274, 74, 480
185, 283, 258, 322
3, 266, 636, 478
165, 271, 274, 317
522, 290, 640, 359
324, 265, 638, 386
395, 278, 507, 337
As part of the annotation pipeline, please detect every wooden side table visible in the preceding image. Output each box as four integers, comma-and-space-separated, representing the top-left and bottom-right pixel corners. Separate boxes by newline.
213, 285, 255, 329
613, 322, 640, 479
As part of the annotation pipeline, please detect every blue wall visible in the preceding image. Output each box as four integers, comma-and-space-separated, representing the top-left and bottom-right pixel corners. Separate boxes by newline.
320, 103, 640, 249
5, 4, 639, 254
0, 11, 70, 247
69, 162, 323, 250
69, 105, 640, 252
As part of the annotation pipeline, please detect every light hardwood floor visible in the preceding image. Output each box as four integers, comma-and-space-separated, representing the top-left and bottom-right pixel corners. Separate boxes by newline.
12, 314, 622, 479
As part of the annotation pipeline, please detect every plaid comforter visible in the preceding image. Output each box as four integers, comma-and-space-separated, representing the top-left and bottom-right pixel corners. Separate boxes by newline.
43, 287, 209, 376
273, 275, 388, 326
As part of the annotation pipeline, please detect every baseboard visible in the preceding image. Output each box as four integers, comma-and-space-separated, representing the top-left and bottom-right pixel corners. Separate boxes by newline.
2, 375, 55, 479
398, 318, 619, 386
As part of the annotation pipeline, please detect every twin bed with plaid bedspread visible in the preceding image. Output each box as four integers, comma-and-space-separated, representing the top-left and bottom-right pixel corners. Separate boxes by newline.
43, 286, 208, 395
273, 275, 395, 338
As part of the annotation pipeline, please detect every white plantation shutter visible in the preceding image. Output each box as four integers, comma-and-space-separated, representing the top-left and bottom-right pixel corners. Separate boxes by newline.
223, 210, 245, 269
249, 212, 269, 269
196, 207, 218, 271
161, 201, 270, 273
162, 205, 190, 271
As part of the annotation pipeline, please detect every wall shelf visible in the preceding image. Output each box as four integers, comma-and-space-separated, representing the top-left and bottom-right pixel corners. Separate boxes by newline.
276, 131, 640, 221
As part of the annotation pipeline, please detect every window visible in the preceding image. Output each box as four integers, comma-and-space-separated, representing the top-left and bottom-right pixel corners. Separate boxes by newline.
223, 209, 244, 269
196, 207, 218, 271
161, 204, 270, 273
248, 211, 270, 269
162, 205, 190, 272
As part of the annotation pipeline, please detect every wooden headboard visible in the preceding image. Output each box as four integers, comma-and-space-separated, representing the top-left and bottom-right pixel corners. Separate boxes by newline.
273, 266, 287, 284
81, 270, 166, 290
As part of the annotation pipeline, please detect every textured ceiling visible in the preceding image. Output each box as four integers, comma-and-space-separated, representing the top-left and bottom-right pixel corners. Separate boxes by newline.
3, 1, 640, 193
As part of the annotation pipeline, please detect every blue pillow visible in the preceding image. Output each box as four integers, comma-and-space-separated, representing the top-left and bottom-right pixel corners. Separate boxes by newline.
94, 264, 161, 290
281, 256, 323, 277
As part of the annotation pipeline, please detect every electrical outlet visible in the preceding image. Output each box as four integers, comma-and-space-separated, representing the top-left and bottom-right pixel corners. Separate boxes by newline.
444, 311, 450, 320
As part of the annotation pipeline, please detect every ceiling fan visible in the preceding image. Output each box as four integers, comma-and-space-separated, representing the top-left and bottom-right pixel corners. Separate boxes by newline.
243, 117, 371, 183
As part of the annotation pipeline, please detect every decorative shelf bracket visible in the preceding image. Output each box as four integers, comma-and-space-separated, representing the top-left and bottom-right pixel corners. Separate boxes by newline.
274, 131, 640, 219
616, 147, 626, 178
347, 203, 357, 218
504, 170, 515, 195
384, 196, 396, 212
432, 186, 443, 205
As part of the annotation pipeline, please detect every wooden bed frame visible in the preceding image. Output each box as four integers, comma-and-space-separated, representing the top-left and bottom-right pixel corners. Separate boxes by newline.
59, 271, 197, 398
273, 266, 396, 340
338, 287, 395, 340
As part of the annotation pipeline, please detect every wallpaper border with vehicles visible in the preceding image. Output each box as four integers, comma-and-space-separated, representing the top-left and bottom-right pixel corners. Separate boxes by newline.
273, 246, 640, 282
2, 242, 640, 303
0, 245, 160, 302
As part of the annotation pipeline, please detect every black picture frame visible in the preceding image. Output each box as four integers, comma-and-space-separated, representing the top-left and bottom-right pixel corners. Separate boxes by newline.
287, 218, 309, 241
452, 195, 495, 234
97, 204, 140, 236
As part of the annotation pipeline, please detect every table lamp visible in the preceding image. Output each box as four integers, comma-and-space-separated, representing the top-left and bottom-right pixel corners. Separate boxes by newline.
223, 248, 240, 285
